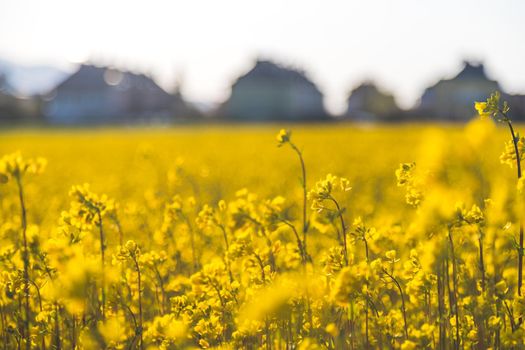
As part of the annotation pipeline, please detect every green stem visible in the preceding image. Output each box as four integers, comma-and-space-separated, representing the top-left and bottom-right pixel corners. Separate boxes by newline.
448, 228, 460, 350
153, 266, 166, 315
28, 279, 45, 350
218, 225, 234, 282
383, 269, 408, 340
281, 219, 306, 264
503, 117, 525, 329
503, 300, 516, 331
183, 215, 198, 271
15, 175, 31, 350
254, 253, 266, 283
54, 303, 60, 350
329, 196, 348, 265
478, 228, 486, 291
132, 256, 144, 350
505, 119, 524, 299
96, 210, 106, 320
289, 142, 308, 256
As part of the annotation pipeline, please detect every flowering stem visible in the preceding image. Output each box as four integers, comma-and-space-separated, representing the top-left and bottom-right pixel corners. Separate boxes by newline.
183, 215, 199, 271
54, 302, 61, 350
503, 300, 517, 331
96, 209, 106, 320
131, 256, 144, 350
478, 228, 486, 291
504, 118, 524, 301
329, 196, 348, 266
218, 224, 230, 252
437, 261, 446, 348
71, 315, 76, 349
1, 305, 7, 349
363, 237, 369, 262
119, 289, 138, 330
506, 121, 522, 178
365, 301, 369, 350
254, 252, 266, 282
245, 215, 276, 271
447, 228, 460, 350
28, 279, 45, 350
289, 142, 308, 258
217, 224, 233, 283
218, 224, 234, 282
383, 269, 408, 340
364, 243, 370, 349
152, 266, 167, 315
15, 175, 31, 350
281, 219, 306, 264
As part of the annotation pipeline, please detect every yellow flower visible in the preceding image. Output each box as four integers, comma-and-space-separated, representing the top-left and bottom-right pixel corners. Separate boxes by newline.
488, 316, 502, 329
385, 250, 399, 263
495, 280, 508, 297
474, 91, 510, 121
325, 323, 339, 337
199, 339, 210, 348
0, 151, 46, 181
125, 240, 138, 254
500, 136, 525, 168
276, 129, 291, 145
395, 162, 416, 186
401, 340, 418, 350
474, 101, 489, 117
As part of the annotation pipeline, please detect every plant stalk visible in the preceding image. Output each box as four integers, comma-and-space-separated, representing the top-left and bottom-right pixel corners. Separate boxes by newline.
15, 176, 31, 350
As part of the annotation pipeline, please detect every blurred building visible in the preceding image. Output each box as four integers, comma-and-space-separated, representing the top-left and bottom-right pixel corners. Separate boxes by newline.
220, 60, 327, 121
505, 94, 525, 121
0, 73, 17, 122
0, 73, 41, 124
44, 64, 192, 125
417, 61, 500, 121
344, 82, 401, 122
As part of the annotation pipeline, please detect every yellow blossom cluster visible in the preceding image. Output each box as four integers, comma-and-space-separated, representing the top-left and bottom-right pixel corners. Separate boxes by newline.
2, 92, 525, 349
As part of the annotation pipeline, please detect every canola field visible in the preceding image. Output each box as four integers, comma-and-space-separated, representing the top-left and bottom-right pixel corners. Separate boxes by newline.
1, 99, 525, 349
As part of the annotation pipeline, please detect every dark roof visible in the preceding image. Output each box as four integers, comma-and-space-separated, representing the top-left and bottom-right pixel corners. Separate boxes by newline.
348, 82, 381, 97
234, 60, 319, 90
453, 61, 490, 80
53, 64, 170, 96
422, 61, 498, 93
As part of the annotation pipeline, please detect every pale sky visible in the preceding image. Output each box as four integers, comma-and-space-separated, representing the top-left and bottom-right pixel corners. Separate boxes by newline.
1, 0, 524, 114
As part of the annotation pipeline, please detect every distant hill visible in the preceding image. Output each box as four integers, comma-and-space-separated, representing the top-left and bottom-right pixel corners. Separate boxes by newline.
0, 58, 70, 97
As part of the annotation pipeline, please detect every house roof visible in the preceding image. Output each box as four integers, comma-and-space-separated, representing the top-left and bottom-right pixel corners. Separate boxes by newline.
234, 60, 320, 91
348, 82, 381, 97
347, 82, 396, 102
425, 61, 498, 91
52, 64, 170, 97
453, 61, 491, 81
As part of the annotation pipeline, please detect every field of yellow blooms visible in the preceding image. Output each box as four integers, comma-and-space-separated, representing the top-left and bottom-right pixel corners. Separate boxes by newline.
2, 94, 525, 349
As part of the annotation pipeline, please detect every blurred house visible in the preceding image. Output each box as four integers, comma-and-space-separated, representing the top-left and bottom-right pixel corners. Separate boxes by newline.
0, 73, 17, 122
0, 73, 41, 124
0, 90, 25, 124
506, 94, 525, 121
344, 82, 401, 122
416, 61, 500, 121
219, 60, 327, 121
45, 64, 192, 125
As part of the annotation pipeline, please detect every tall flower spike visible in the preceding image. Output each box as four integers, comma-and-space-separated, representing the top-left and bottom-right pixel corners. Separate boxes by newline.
474, 91, 510, 122
477, 92, 525, 305
0, 151, 47, 182
500, 135, 525, 169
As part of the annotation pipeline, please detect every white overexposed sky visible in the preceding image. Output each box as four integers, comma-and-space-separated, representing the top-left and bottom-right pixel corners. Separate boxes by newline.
0, 0, 524, 114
